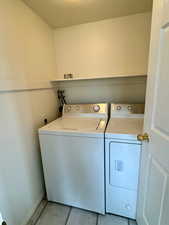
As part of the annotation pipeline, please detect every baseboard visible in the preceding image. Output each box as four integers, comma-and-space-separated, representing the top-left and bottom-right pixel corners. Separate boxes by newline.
25, 198, 48, 225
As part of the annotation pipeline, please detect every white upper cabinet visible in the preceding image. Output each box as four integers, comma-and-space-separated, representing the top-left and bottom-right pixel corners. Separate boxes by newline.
54, 13, 152, 80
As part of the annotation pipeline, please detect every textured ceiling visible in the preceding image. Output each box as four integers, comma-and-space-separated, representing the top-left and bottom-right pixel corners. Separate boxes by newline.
22, 0, 153, 28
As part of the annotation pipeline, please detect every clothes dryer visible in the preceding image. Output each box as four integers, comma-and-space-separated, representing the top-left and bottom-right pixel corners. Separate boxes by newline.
105, 104, 144, 219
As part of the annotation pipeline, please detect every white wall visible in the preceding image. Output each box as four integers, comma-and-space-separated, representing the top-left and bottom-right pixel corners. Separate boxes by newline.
0, 1, 58, 225
54, 12, 151, 79
0, 90, 58, 225
0, 0, 56, 81
55, 76, 147, 104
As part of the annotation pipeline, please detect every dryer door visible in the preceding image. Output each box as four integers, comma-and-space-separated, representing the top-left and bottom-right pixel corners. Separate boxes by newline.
105, 140, 141, 219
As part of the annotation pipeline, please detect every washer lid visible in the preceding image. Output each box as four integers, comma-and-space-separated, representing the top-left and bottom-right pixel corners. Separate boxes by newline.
39, 117, 107, 137
105, 118, 144, 141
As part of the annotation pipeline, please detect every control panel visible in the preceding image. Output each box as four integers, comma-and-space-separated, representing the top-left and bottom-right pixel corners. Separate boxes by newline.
111, 104, 145, 117
63, 104, 108, 115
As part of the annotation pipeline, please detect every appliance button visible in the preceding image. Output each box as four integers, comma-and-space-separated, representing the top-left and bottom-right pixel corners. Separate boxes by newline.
116, 106, 121, 110
75, 105, 80, 111
127, 106, 133, 111
93, 105, 100, 112
67, 106, 71, 112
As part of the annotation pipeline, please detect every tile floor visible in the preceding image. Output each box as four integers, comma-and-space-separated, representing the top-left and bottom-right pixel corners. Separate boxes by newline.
35, 203, 137, 225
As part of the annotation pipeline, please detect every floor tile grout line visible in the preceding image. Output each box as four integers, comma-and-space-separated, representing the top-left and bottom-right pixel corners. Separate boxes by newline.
65, 207, 72, 225
34, 202, 133, 225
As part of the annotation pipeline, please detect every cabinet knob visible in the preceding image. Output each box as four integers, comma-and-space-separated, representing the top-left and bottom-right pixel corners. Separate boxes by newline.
2, 222, 7, 225
137, 133, 150, 142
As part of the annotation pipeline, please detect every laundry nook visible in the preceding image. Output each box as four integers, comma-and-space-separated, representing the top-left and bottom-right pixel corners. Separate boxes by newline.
1, 1, 169, 225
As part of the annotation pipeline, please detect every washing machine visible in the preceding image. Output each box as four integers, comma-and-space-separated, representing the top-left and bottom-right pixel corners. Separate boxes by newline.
105, 103, 144, 219
39, 103, 108, 214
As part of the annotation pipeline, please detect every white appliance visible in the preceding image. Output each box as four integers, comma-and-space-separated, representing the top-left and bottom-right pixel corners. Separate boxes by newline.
39, 103, 108, 214
105, 104, 144, 219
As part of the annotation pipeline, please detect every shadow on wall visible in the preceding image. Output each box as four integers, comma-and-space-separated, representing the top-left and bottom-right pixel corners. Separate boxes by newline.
52, 76, 147, 104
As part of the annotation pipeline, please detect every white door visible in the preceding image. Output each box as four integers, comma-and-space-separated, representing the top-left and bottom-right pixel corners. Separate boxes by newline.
106, 140, 141, 219
137, 0, 169, 225
0, 212, 4, 224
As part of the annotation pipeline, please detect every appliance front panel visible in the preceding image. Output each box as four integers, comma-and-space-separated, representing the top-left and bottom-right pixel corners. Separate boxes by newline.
105, 139, 141, 219
39, 134, 105, 214
109, 141, 141, 190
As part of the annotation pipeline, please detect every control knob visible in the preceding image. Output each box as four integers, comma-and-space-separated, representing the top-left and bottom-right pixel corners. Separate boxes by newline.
93, 105, 100, 112
127, 105, 133, 111
75, 105, 80, 111
116, 106, 121, 110
65, 106, 71, 112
